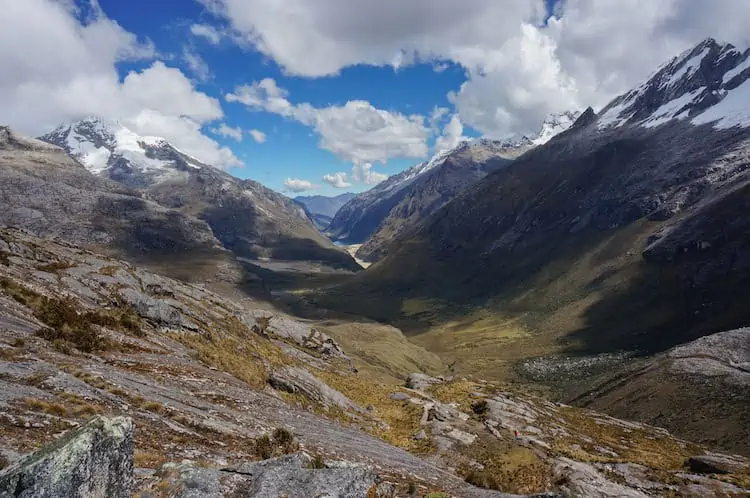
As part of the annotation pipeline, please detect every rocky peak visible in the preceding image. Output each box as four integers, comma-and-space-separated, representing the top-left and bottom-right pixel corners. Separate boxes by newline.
40, 117, 208, 188
598, 37, 750, 129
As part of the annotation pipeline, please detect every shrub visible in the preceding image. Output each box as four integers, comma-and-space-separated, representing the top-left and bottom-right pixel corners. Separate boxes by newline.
254, 434, 273, 459
464, 469, 500, 490
309, 453, 326, 469
471, 400, 489, 416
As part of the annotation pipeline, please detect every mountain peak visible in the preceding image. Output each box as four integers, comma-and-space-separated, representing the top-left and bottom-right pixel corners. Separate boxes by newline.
40, 117, 204, 187
597, 37, 750, 130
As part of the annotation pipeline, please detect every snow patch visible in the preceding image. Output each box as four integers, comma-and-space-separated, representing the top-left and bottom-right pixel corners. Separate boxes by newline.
661, 47, 709, 89
723, 55, 750, 84
693, 78, 750, 129
642, 87, 705, 128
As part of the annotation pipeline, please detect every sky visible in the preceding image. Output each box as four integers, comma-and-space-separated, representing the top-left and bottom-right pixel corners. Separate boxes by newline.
2, 1, 750, 196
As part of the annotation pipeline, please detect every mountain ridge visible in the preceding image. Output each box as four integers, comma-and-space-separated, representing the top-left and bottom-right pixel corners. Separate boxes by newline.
327, 111, 581, 262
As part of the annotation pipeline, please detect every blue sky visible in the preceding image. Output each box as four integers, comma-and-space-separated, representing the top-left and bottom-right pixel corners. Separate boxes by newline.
3, 1, 742, 197
98, 0, 480, 195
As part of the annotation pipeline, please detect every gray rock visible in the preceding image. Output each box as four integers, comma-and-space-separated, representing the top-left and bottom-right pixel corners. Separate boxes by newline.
405, 373, 441, 391
268, 366, 364, 413
0, 416, 133, 498
240, 311, 346, 358
389, 392, 410, 401
413, 430, 427, 441
118, 287, 196, 330
687, 453, 749, 474
168, 453, 379, 498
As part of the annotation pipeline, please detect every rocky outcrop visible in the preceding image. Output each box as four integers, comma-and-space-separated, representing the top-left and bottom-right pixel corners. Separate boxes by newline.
687, 453, 749, 474
240, 311, 345, 357
0, 416, 133, 498
160, 453, 383, 498
570, 328, 750, 455
268, 366, 364, 413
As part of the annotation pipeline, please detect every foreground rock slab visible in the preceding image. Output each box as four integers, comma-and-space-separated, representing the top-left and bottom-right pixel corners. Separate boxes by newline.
0, 416, 133, 498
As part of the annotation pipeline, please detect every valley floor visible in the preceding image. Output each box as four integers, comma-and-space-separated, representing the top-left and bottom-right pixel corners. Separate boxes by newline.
0, 228, 749, 497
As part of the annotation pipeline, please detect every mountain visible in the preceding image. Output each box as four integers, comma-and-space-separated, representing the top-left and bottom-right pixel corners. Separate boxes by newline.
294, 193, 356, 230
326, 112, 580, 262
320, 38, 750, 380
40, 118, 359, 273
0, 126, 235, 282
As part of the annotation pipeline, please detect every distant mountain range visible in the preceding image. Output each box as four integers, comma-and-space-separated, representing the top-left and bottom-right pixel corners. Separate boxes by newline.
324, 37, 750, 375
294, 193, 356, 230
326, 111, 581, 262
0, 119, 359, 290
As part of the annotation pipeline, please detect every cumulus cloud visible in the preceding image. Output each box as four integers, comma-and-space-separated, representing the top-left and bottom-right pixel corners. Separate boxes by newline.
182, 48, 211, 81
190, 23, 222, 44
0, 0, 239, 168
211, 123, 243, 141
200, 0, 750, 138
248, 128, 267, 143
352, 163, 387, 186
226, 78, 429, 164
434, 114, 466, 151
284, 178, 318, 192
322, 172, 353, 189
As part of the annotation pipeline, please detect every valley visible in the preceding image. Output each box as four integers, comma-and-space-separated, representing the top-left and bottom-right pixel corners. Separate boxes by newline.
1, 30, 750, 498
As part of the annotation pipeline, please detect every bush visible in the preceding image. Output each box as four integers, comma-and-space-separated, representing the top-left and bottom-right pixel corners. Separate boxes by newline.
471, 400, 489, 416
254, 434, 274, 459
309, 453, 326, 469
464, 469, 500, 490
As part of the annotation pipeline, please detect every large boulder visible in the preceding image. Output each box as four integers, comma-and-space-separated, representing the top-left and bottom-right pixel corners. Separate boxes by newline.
239, 311, 345, 358
687, 453, 750, 474
268, 366, 363, 413
163, 453, 385, 498
0, 416, 134, 498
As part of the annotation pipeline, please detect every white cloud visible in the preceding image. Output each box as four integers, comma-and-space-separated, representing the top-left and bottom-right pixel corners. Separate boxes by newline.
248, 128, 267, 143
322, 172, 353, 189
434, 114, 466, 151
0, 0, 239, 168
284, 178, 318, 192
190, 23, 222, 44
227, 78, 429, 165
352, 163, 388, 186
201, 0, 750, 138
182, 48, 211, 81
211, 123, 243, 141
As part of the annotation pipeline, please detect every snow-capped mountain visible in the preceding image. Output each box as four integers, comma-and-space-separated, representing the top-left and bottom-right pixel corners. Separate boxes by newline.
41, 118, 205, 188
326, 111, 581, 253
37, 117, 359, 270
598, 38, 750, 130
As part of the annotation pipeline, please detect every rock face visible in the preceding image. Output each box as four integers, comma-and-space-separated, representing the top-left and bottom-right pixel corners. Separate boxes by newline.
0, 416, 133, 498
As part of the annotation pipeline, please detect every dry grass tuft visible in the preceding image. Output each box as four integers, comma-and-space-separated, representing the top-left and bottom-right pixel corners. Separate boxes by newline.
23, 398, 67, 417
36, 261, 76, 273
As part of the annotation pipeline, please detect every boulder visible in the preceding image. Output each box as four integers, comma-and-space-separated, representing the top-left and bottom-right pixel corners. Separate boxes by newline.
687, 453, 749, 474
0, 416, 134, 498
240, 312, 345, 358
405, 373, 441, 391
165, 453, 384, 498
268, 366, 363, 413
